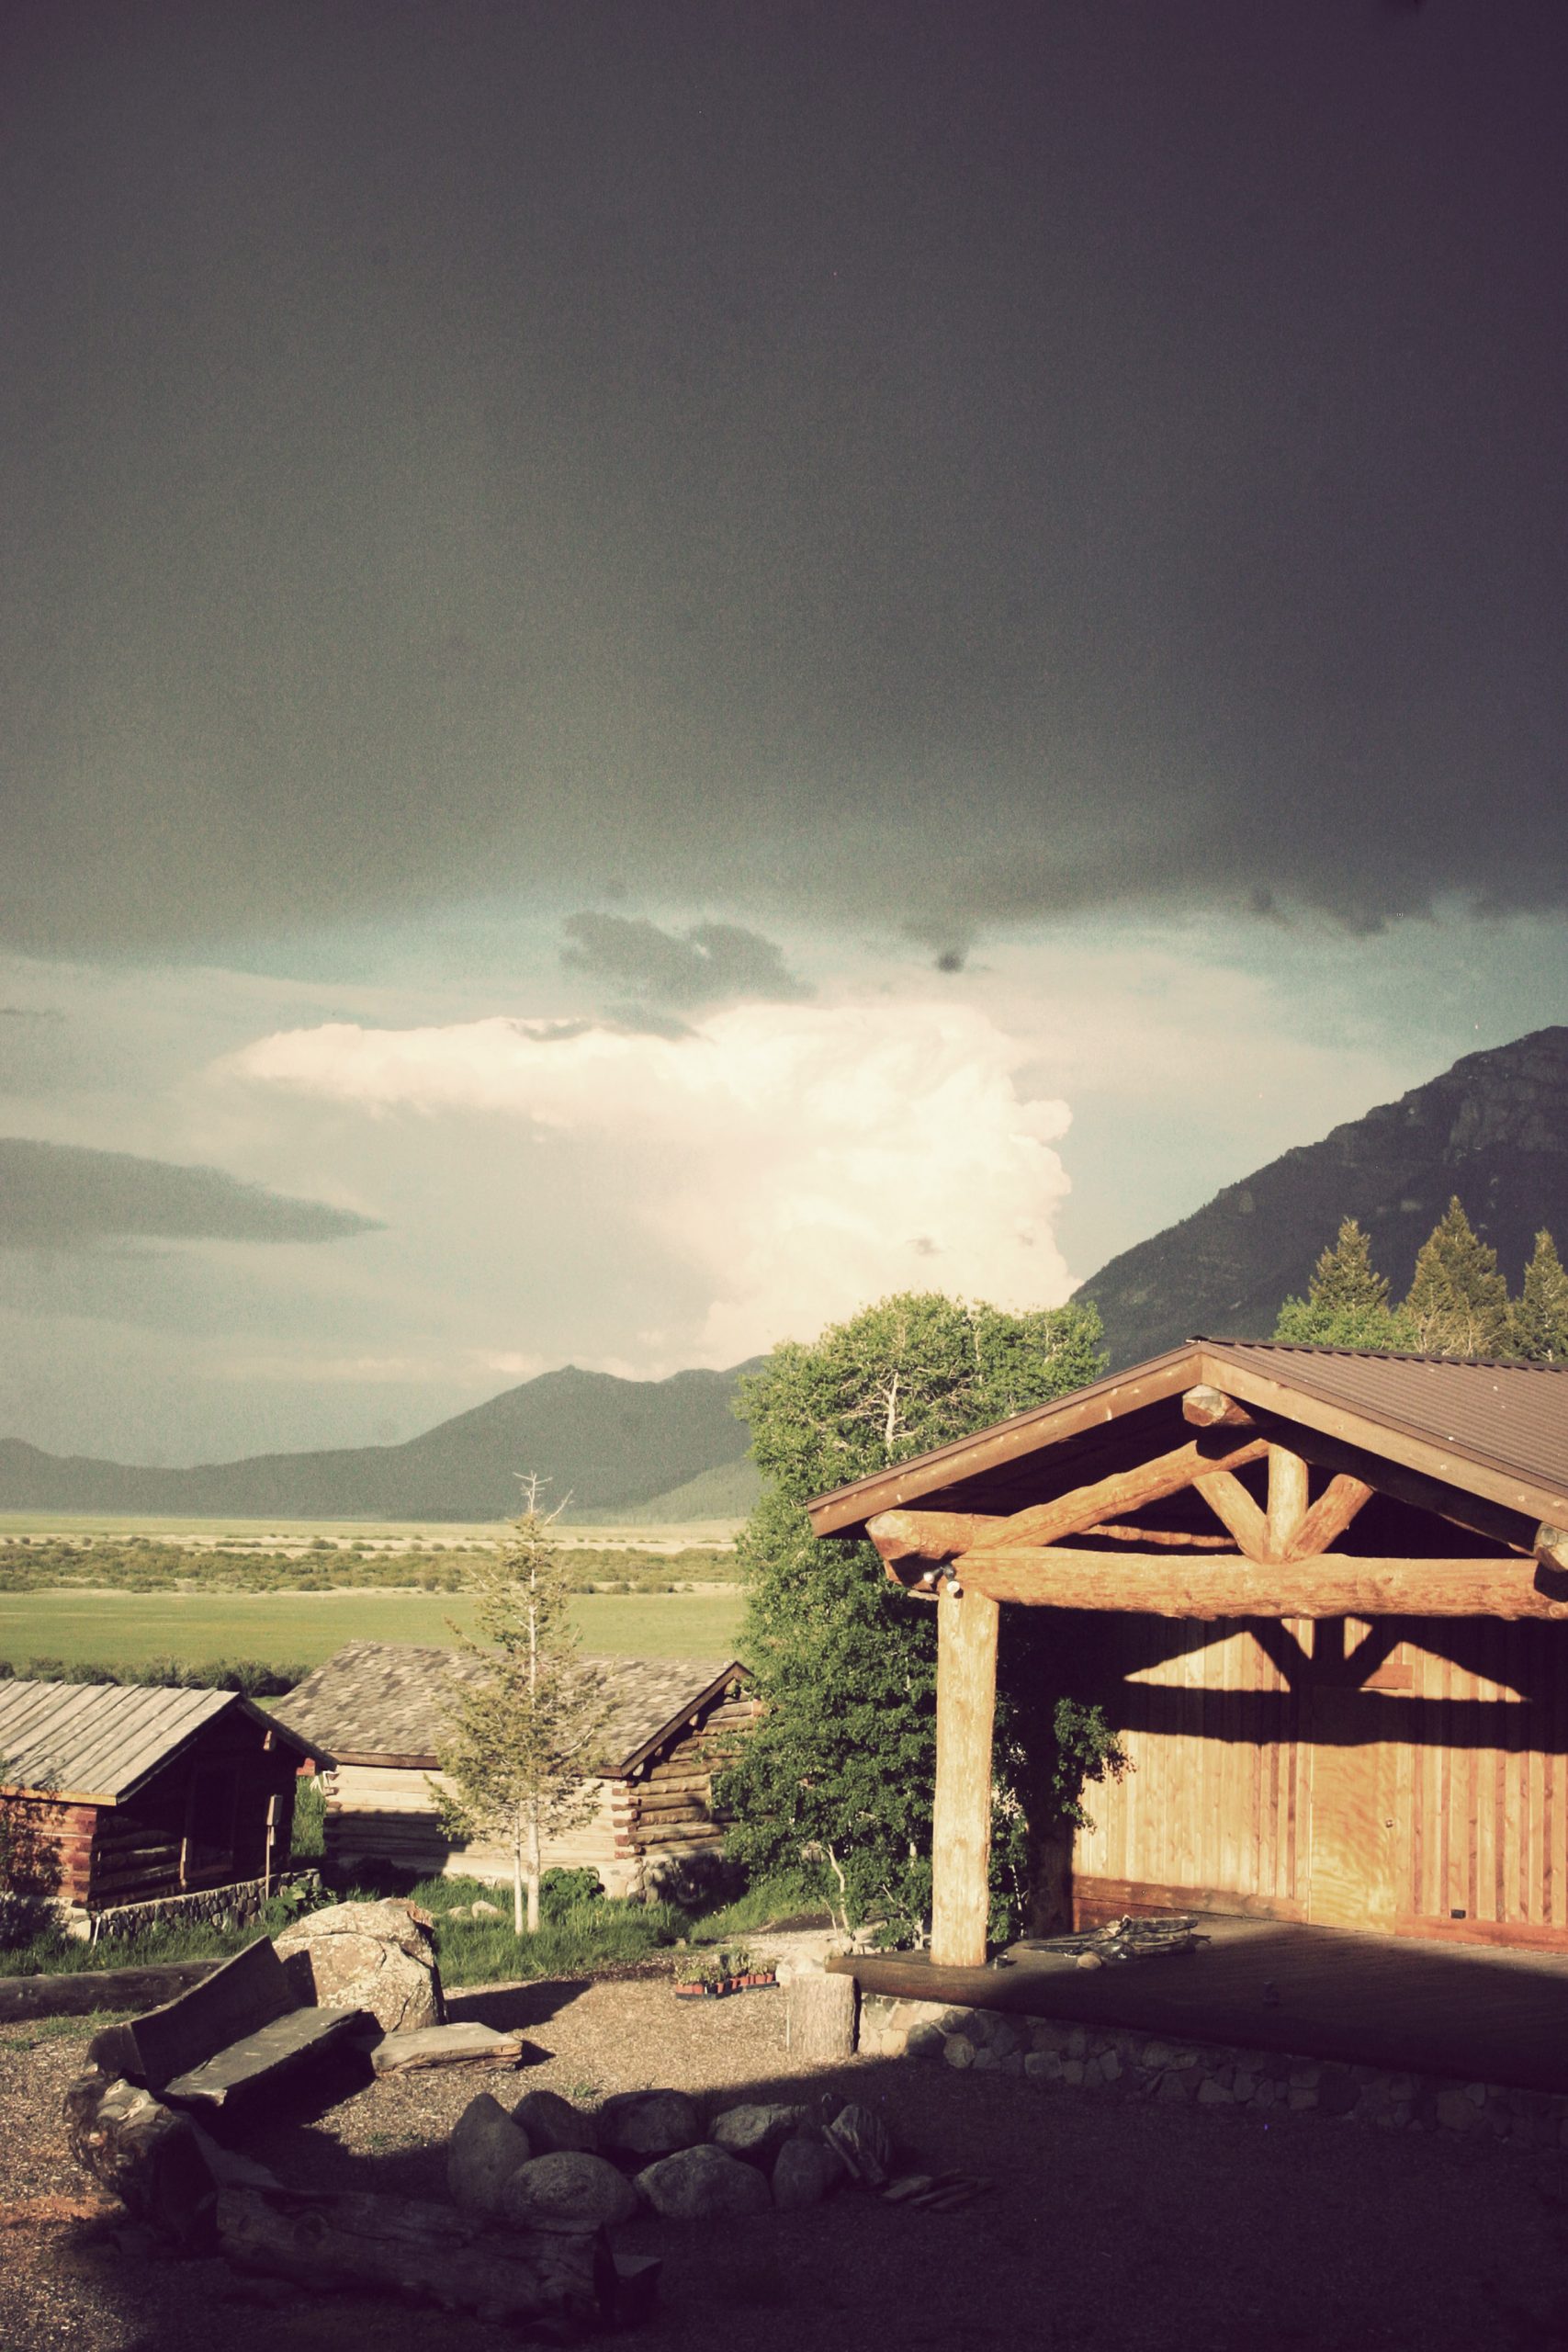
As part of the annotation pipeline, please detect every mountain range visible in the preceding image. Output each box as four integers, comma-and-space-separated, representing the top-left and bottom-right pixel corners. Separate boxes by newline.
1077, 1026, 1568, 1366
7, 1027, 1568, 1519
0, 1363, 760, 1522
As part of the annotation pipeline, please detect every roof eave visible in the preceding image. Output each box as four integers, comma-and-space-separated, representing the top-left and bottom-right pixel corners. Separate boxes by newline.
615, 1660, 749, 1777
806, 1345, 1204, 1539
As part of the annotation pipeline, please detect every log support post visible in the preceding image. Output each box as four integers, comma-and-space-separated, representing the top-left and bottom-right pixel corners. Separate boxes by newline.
929, 1585, 999, 1969
1267, 1444, 1310, 1560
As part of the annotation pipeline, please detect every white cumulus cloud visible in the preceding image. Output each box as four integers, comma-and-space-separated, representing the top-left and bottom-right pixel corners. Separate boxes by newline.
230, 1001, 1075, 1363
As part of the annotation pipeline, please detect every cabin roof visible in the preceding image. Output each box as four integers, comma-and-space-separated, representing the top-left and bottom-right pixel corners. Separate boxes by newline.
807, 1340, 1568, 1539
0, 1680, 310, 1806
269, 1642, 748, 1773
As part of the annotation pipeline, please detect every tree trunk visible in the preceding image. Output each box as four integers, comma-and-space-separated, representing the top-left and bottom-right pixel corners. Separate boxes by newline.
216, 2184, 617, 2335
64, 2069, 216, 2247
525, 1798, 542, 1936
785, 1971, 858, 2063
1027, 1820, 1075, 1937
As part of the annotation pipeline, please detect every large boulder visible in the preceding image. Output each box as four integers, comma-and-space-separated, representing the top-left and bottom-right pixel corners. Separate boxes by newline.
275, 1898, 443, 2032
447, 2092, 534, 2217
512, 2089, 601, 2155
771, 2135, 846, 2211
597, 2088, 702, 2165
499, 2152, 638, 2233
708, 2102, 807, 2168
635, 2143, 771, 2222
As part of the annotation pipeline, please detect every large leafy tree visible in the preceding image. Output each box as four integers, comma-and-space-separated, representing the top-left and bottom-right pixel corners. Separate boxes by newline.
716, 1291, 1109, 1940
1510, 1229, 1568, 1365
1404, 1196, 1511, 1358
434, 1483, 610, 1935
1273, 1218, 1418, 1351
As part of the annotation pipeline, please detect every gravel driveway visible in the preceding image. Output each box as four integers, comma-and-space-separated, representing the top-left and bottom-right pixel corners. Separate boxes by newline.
6, 1973, 1568, 2351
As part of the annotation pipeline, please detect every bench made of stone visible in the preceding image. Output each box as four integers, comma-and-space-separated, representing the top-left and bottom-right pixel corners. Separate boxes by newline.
87, 1935, 372, 2118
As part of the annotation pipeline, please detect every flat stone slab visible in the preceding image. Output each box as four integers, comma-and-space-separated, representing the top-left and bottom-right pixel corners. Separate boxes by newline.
371, 2022, 529, 2075
163, 2005, 371, 2113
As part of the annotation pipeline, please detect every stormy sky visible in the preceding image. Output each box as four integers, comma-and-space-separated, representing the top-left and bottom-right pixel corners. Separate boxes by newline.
3, 1, 1566, 1463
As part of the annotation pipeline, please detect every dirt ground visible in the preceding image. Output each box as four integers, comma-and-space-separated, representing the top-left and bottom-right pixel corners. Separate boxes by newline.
6, 1973, 1568, 2352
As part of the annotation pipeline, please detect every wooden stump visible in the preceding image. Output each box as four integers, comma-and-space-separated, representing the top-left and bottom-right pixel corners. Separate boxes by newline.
785, 1971, 858, 2062
63, 2069, 215, 2247
217, 2185, 617, 2336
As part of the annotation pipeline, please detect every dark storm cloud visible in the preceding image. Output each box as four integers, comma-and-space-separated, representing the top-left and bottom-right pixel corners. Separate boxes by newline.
2, 1, 1565, 956
561, 913, 809, 1007
0, 1138, 382, 1250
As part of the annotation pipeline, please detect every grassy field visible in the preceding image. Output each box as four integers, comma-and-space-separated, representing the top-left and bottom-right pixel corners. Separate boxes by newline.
0, 1587, 746, 1671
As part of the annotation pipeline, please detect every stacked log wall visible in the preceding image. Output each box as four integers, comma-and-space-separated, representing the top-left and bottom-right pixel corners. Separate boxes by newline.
320, 1684, 762, 1896
623, 1690, 764, 1882
321, 1766, 631, 1893
0, 1796, 99, 1905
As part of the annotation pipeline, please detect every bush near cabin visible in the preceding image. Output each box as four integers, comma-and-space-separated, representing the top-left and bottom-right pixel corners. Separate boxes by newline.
717, 1290, 1122, 1947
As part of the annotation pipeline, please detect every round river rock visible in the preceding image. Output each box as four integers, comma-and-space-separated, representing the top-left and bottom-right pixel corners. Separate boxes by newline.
597, 2087, 702, 2163
447, 2092, 533, 2217
636, 2143, 773, 2222
512, 2088, 601, 2155
500, 2152, 638, 2233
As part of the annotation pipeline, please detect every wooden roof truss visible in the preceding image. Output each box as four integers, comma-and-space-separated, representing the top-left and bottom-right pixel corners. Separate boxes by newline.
866, 1384, 1568, 1624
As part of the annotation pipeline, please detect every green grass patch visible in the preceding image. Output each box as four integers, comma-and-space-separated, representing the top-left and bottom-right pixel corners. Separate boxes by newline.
412, 1874, 686, 1984
0, 1589, 745, 1672
0, 1888, 319, 1979
683, 1868, 829, 1942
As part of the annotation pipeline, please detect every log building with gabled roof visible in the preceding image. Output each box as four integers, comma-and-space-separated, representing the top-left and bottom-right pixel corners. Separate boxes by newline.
270, 1643, 757, 1897
808, 1340, 1568, 1966
0, 1679, 309, 1917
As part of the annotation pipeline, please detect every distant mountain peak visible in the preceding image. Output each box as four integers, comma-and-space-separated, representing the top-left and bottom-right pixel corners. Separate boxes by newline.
1078, 1030, 1568, 1369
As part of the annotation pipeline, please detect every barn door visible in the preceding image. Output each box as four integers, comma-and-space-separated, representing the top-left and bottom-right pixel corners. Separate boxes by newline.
1307, 1688, 1397, 1929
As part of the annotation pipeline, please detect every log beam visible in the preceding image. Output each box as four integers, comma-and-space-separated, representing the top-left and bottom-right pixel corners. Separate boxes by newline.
1193, 1469, 1271, 1563
1286, 1473, 1375, 1561
929, 1587, 999, 1969
1182, 1385, 1255, 1430
867, 1509, 1002, 1576
965, 1437, 1269, 1554
948, 1544, 1568, 1620
1537, 1524, 1568, 1574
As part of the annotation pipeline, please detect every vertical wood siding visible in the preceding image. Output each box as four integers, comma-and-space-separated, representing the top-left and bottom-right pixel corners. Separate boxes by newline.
1073, 1615, 1568, 1947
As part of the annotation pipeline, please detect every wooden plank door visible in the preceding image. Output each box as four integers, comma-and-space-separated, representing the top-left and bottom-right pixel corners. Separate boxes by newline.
1307, 1689, 1397, 1929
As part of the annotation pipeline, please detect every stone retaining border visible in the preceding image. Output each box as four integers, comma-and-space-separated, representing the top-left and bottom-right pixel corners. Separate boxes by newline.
83, 1869, 323, 1944
859, 1992, 1568, 2150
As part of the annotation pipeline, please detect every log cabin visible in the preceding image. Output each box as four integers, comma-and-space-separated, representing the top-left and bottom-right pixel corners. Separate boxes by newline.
271, 1643, 757, 1897
807, 1340, 1568, 1964
0, 1680, 309, 1917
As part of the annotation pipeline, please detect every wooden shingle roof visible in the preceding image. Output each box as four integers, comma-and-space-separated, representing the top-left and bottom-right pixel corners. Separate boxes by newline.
0, 1680, 309, 1805
270, 1642, 747, 1773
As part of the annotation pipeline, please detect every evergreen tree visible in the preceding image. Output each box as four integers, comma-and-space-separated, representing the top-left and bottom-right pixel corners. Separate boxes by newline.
716, 1291, 1111, 1942
434, 1481, 610, 1935
1404, 1197, 1511, 1358
1273, 1217, 1419, 1350
1509, 1229, 1568, 1365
